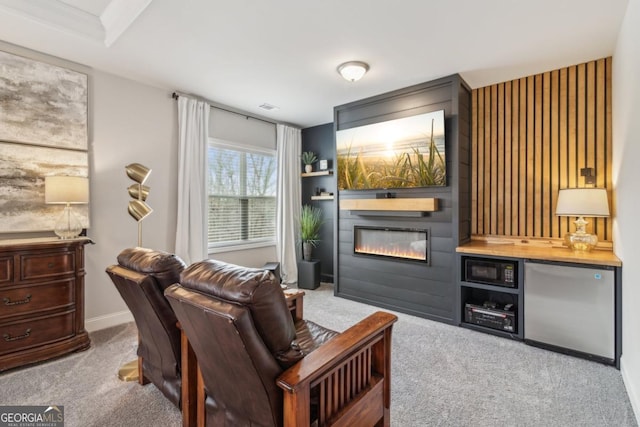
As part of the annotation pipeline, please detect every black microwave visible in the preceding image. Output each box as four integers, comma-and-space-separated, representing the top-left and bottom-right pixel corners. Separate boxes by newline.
463, 257, 517, 288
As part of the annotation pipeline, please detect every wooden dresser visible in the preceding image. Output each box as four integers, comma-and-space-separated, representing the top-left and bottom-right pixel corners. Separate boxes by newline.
0, 238, 91, 371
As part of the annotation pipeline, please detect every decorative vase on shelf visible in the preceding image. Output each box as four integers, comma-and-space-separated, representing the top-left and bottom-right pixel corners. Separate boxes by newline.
301, 151, 317, 174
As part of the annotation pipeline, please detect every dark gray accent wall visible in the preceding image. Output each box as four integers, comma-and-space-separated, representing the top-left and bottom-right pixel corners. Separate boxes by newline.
301, 123, 335, 282
334, 75, 471, 323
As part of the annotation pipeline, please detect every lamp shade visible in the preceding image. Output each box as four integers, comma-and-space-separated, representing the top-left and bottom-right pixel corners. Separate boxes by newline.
45, 176, 89, 204
125, 163, 152, 184
127, 184, 150, 201
337, 61, 369, 82
128, 199, 153, 221
556, 188, 610, 217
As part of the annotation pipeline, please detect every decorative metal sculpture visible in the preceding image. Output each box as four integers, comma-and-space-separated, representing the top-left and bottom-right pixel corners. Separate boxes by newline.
125, 163, 152, 246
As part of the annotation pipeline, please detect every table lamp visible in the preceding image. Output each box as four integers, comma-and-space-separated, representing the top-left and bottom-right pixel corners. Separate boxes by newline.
45, 176, 89, 239
555, 188, 609, 251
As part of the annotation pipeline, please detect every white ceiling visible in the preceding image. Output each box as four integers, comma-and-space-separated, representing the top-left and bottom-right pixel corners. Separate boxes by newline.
0, 0, 630, 128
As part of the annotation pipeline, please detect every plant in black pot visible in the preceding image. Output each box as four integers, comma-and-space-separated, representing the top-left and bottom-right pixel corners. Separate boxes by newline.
300, 204, 322, 261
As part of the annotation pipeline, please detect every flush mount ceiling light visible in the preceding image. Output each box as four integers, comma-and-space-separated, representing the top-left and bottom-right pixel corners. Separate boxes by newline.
337, 61, 369, 82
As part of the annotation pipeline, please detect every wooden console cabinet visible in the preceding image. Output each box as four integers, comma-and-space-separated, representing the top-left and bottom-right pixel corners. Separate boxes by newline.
0, 238, 91, 371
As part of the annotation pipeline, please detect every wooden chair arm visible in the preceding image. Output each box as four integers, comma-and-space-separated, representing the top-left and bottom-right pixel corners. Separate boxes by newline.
276, 311, 397, 427
284, 289, 305, 321
277, 311, 397, 391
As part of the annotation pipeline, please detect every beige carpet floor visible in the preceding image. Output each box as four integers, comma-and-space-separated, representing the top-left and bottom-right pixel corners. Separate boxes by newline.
0, 283, 636, 426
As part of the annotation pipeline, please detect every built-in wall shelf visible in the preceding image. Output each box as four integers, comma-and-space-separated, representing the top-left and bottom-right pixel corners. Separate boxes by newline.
340, 198, 438, 212
301, 170, 333, 177
311, 195, 334, 201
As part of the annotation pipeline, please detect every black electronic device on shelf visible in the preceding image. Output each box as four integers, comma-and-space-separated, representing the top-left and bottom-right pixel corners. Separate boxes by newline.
464, 302, 516, 333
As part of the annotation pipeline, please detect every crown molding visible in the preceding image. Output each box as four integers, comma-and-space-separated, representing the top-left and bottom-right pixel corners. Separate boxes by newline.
0, 0, 153, 47
100, 0, 152, 47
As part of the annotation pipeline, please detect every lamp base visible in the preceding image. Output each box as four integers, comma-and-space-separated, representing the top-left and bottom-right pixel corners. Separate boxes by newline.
564, 216, 598, 252
117, 359, 139, 382
564, 231, 598, 252
54, 204, 82, 239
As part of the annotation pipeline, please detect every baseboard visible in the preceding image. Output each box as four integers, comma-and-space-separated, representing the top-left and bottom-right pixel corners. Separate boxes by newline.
85, 310, 134, 333
621, 356, 640, 424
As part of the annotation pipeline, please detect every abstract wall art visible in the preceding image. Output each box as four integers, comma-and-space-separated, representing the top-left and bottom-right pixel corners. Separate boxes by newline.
0, 49, 89, 233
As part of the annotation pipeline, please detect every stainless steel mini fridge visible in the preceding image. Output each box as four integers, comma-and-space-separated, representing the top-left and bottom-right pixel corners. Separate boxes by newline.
524, 260, 615, 361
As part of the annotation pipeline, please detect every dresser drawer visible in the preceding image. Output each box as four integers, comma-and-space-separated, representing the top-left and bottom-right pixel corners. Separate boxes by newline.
0, 280, 75, 320
0, 311, 75, 356
20, 251, 75, 281
0, 256, 12, 285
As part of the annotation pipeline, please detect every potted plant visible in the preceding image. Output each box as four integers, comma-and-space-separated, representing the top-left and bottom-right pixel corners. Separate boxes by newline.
301, 151, 317, 173
300, 204, 322, 261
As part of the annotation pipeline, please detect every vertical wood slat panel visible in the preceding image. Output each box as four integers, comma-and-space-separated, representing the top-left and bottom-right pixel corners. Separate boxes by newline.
510, 81, 519, 236
484, 87, 491, 234
470, 57, 613, 241
542, 72, 551, 238
490, 85, 498, 235
497, 83, 505, 235
476, 89, 484, 236
534, 74, 543, 237
568, 66, 577, 191
596, 58, 607, 241
559, 68, 569, 236
551, 70, 560, 239
471, 90, 478, 235
527, 76, 535, 236
577, 63, 587, 194
605, 58, 613, 240
519, 78, 527, 236
504, 81, 512, 236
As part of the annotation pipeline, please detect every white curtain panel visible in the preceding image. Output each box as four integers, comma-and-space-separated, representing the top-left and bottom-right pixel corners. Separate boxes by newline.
175, 96, 210, 264
276, 124, 302, 284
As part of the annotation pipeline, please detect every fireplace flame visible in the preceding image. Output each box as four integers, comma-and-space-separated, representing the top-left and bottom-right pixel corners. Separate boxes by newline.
355, 244, 425, 261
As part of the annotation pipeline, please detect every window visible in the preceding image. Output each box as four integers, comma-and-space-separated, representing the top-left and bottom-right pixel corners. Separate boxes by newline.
207, 139, 277, 251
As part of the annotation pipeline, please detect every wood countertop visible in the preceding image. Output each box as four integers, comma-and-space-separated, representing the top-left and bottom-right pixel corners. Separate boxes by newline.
456, 239, 622, 267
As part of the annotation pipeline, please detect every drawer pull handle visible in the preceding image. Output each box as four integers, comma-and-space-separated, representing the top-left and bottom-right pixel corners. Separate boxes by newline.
3, 328, 31, 342
48, 262, 55, 268
3, 294, 32, 306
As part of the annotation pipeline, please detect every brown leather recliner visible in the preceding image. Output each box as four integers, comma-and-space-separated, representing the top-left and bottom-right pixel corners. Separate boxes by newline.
165, 259, 397, 427
105, 247, 186, 408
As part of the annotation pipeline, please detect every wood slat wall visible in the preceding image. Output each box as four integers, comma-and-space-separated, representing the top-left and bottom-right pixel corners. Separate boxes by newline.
471, 57, 613, 242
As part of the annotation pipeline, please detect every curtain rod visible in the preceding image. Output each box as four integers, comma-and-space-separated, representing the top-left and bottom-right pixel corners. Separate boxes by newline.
171, 91, 278, 126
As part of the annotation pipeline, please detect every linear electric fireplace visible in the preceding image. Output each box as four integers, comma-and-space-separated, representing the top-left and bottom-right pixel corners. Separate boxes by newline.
353, 226, 429, 263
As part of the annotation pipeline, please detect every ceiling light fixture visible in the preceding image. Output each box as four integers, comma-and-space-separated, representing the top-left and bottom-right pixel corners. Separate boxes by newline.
337, 61, 369, 82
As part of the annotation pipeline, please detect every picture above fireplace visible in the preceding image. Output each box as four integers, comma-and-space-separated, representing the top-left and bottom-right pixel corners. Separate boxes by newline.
353, 226, 429, 264
336, 109, 445, 190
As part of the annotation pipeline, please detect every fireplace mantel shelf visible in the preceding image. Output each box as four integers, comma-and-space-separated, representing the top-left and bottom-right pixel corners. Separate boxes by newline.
339, 198, 438, 212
